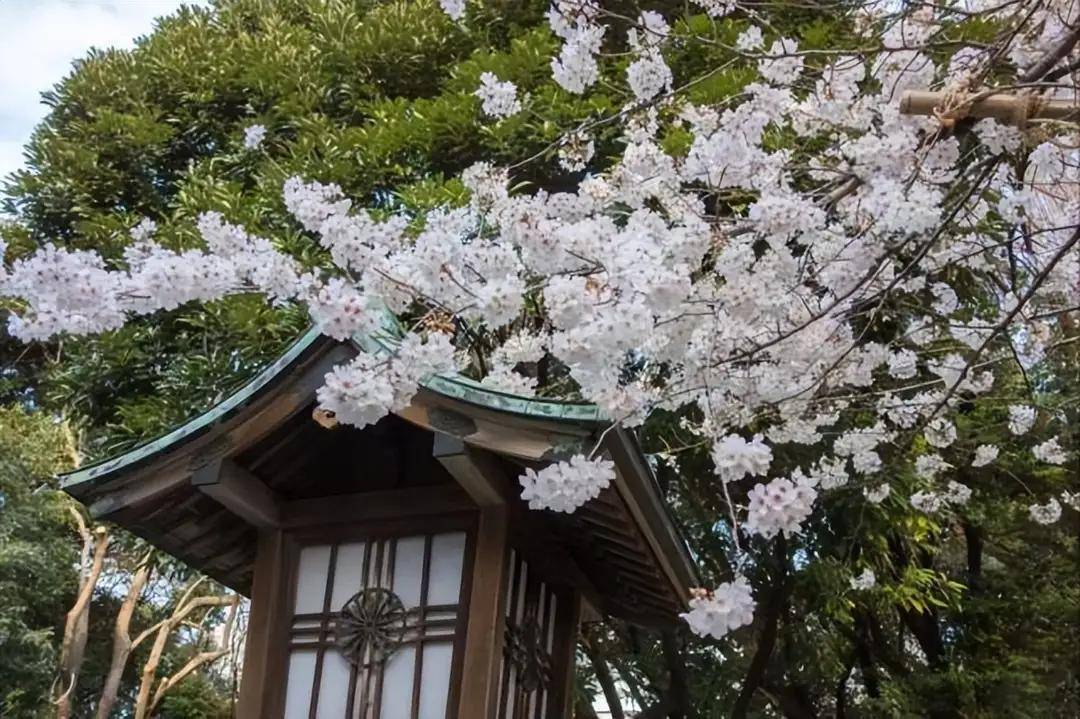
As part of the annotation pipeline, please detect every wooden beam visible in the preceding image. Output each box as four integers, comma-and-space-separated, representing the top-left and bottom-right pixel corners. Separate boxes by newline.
433, 434, 512, 507
397, 399, 590, 462
88, 471, 188, 520
510, 509, 607, 619
604, 428, 697, 605
457, 507, 510, 719
191, 459, 282, 529
279, 483, 475, 529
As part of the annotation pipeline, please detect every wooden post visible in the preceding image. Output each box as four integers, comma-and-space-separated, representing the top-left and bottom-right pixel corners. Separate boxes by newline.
457, 506, 510, 719
551, 592, 583, 719
236, 529, 292, 718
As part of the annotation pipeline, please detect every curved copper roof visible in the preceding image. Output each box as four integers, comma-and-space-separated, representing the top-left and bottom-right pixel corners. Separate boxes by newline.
60, 326, 698, 625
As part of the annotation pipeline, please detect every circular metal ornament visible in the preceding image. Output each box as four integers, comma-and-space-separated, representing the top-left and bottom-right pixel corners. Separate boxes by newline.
506, 615, 552, 693
334, 587, 408, 666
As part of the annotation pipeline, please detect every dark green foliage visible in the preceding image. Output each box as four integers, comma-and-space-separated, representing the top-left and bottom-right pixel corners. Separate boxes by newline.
158, 672, 233, 719
0, 408, 78, 716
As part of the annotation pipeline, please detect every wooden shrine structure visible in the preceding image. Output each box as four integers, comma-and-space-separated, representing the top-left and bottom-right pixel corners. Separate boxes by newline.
61, 326, 697, 719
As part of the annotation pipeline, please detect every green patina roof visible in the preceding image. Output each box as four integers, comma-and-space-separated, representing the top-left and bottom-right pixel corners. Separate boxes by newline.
62, 322, 603, 491
358, 318, 605, 425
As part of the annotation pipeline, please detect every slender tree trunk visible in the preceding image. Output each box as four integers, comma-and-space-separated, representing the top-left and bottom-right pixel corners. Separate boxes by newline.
583, 637, 625, 719
766, 684, 818, 719
575, 698, 601, 719
852, 614, 881, 698
147, 596, 240, 715
56, 511, 109, 719
96, 552, 153, 719
133, 579, 235, 719
634, 631, 690, 719
732, 542, 789, 719
659, 629, 689, 719
835, 657, 854, 719
962, 522, 984, 589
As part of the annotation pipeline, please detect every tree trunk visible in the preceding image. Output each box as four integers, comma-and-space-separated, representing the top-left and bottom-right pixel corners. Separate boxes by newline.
575, 698, 601, 719
96, 552, 153, 719
583, 637, 625, 719
835, 657, 854, 719
147, 596, 240, 715
766, 684, 819, 719
659, 629, 689, 719
852, 614, 881, 698
962, 522, 983, 590
133, 580, 235, 719
633, 631, 690, 719
56, 512, 109, 719
732, 543, 789, 719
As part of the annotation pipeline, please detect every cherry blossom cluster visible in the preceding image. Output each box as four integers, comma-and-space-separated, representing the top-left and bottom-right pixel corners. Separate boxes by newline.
743, 475, 818, 539
518, 455, 615, 513
711, 434, 773, 483
681, 576, 756, 640
438, 0, 465, 21
317, 332, 459, 428
475, 73, 521, 119
243, 124, 267, 150
547, 1, 603, 94
910, 480, 972, 514
849, 568, 876, 591
1029, 498, 1062, 525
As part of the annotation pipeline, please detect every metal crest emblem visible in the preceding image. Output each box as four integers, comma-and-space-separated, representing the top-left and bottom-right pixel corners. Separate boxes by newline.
334, 587, 409, 666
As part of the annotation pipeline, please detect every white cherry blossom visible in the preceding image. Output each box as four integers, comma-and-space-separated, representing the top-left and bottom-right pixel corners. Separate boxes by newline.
944, 480, 972, 506
971, 444, 999, 467
1029, 498, 1062, 525
1032, 437, 1067, 465
242, 124, 267, 150
438, 0, 465, 20
744, 476, 817, 539
850, 568, 876, 590
864, 484, 890, 504
681, 577, 755, 640
910, 490, 946, 514
924, 418, 957, 449
736, 26, 764, 51
1008, 405, 1037, 435
711, 434, 773, 483
518, 455, 615, 512
475, 73, 522, 118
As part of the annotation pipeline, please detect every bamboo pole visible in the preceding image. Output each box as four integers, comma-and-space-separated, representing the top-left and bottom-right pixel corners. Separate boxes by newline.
899, 90, 1080, 126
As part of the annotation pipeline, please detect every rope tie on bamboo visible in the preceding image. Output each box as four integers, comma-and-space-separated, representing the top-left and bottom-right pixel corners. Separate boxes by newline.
932, 84, 974, 128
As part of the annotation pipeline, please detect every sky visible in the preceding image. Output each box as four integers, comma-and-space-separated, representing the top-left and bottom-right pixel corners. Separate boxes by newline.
0, 0, 204, 180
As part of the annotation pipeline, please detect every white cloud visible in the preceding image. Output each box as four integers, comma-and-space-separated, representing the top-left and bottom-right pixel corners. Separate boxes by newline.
0, 0, 204, 180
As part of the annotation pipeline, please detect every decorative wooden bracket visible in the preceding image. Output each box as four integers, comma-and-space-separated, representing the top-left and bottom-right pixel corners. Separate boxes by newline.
191, 459, 282, 528
432, 434, 513, 507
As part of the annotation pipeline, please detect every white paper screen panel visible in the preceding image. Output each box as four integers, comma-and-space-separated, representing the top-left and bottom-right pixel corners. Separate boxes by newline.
496, 552, 563, 719
285, 651, 318, 719
281, 531, 467, 719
